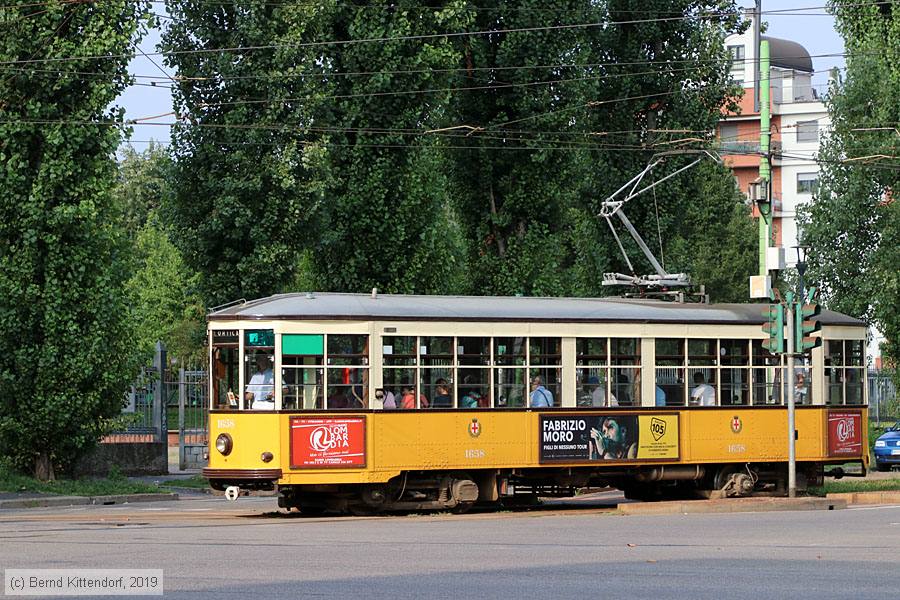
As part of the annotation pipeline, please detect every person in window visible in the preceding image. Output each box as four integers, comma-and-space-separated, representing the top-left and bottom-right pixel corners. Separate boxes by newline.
530, 375, 554, 408
655, 385, 667, 407
431, 378, 452, 408
588, 376, 617, 407
381, 389, 396, 409
690, 372, 715, 406
399, 385, 428, 409
794, 373, 808, 405
460, 376, 486, 408
245, 355, 274, 409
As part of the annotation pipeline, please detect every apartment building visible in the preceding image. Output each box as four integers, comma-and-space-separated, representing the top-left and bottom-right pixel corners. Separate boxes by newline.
719, 22, 830, 267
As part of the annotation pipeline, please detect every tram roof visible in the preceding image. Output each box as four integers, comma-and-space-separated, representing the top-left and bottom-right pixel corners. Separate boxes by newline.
208, 292, 864, 327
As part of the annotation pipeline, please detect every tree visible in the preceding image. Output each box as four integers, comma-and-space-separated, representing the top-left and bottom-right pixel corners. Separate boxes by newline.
303, 2, 472, 294
161, 2, 330, 307
798, 1, 900, 370
115, 145, 206, 362
0, 1, 149, 478
447, 0, 748, 298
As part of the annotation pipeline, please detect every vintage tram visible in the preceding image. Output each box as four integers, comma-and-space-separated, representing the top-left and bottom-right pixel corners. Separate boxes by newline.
202, 292, 868, 512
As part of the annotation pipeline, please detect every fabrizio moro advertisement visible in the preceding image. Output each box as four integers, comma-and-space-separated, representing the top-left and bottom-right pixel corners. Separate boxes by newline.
539, 414, 680, 463
290, 416, 366, 468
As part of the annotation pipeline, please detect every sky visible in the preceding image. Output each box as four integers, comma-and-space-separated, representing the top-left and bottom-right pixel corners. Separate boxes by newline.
118, 1, 848, 151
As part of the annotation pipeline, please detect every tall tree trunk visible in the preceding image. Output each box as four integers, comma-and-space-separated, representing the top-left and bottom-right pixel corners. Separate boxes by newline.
34, 452, 55, 482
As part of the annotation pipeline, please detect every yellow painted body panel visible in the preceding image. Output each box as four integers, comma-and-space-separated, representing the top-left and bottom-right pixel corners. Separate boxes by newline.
207, 407, 868, 485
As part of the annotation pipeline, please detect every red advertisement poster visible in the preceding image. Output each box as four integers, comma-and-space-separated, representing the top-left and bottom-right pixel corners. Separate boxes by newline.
827, 411, 863, 457
290, 417, 366, 468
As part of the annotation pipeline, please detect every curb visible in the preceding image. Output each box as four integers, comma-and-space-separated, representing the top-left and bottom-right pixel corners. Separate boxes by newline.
0, 493, 178, 510
827, 491, 900, 505
618, 496, 846, 515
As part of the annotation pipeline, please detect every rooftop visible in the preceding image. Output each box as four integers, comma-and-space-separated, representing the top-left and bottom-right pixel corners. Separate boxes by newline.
209, 292, 863, 327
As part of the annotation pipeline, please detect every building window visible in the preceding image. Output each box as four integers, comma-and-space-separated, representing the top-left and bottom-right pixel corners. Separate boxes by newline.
796, 120, 819, 143
797, 172, 819, 194
728, 45, 745, 80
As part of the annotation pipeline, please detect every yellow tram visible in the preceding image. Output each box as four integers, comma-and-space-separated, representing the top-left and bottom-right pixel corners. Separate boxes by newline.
203, 292, 868, 512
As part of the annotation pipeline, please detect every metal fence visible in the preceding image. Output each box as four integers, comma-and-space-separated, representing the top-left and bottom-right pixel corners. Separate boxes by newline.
869, 368, 898, 423
108, 342, 209, 471
167, 366, 209, 471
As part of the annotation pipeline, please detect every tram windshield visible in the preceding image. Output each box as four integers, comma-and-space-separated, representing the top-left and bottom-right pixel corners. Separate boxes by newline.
245, 330, 275, 410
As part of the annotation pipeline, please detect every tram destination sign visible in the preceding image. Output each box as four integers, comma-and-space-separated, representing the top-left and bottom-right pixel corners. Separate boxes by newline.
290, 416, 367, 468
539, 414, 679, 463
211, 329, 239, 344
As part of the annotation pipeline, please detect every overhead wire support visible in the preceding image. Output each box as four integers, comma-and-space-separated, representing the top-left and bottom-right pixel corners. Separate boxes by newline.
599, 149, 720, 289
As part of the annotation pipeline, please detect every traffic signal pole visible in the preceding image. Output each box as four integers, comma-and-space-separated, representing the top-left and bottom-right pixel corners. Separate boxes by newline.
784, 294, 797, 498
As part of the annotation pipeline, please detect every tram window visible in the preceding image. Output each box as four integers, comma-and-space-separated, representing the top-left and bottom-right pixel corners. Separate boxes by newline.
282, 365, 323, 410
326, 368, 368, 409
421, 337, 454, 365
529, 338, 561, 366
212, 346, 239, 409
384, 367, 421, 409
576, 338, 609, 407
383, 336, 416, 366
327, 335, 369, 366
611, 367, 639, 406
827, 340, 844, 365
720, 367, 750, 405
459, 369, 490, 408
494, 337, 526, 366
422, 368, 454, 409
847, 340, 864, 366
688, 368, 717, 406
656, 339, 685, 406
576, 368, 610, 407
826, 340, 866, 405
752, 339, 781, 365
576, 338, 608, 364
611, 338, 640, 365
529, 368, 560, 407
495, 367, 526, 408
457, 337, 490, 366
688, 339, 717, 366
245, 349, 275, 410
720, 340, 749, 366
753, 367, 784, 405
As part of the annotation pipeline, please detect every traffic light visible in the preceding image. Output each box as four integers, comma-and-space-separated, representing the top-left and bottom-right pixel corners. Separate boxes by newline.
795, 288, 822, 354
762, 303, 785, 354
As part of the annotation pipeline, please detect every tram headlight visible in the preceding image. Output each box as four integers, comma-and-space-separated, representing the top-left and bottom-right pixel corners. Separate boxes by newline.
215, 433, 233, 456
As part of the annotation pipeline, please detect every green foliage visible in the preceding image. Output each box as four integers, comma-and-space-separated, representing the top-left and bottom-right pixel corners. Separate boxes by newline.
666, 163, 757, 302
160, 1, 753, 303
0, 1, 150, 478
0, 462, 160, 496
161, 2, 332, 307
447, 0, 748, 297
798, 1, 900, 373
115, 144, 206, 362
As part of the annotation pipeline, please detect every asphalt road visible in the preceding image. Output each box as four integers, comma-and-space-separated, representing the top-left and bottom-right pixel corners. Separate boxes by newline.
1, 496, 898, 599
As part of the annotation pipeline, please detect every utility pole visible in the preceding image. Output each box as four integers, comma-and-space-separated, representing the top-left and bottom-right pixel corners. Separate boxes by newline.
785, 292, 797, 497
758, 38, 771, 277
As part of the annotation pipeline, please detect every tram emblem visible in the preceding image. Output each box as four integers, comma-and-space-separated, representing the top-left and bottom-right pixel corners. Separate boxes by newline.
468, 419, 482, 438
731, 415, 743, 434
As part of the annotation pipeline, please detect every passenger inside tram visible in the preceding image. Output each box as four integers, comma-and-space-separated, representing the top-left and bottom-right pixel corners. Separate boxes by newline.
245, 355, 274, 409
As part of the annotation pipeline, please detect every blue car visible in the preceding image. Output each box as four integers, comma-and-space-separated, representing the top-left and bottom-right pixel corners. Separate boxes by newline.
874, 421, 900, 472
